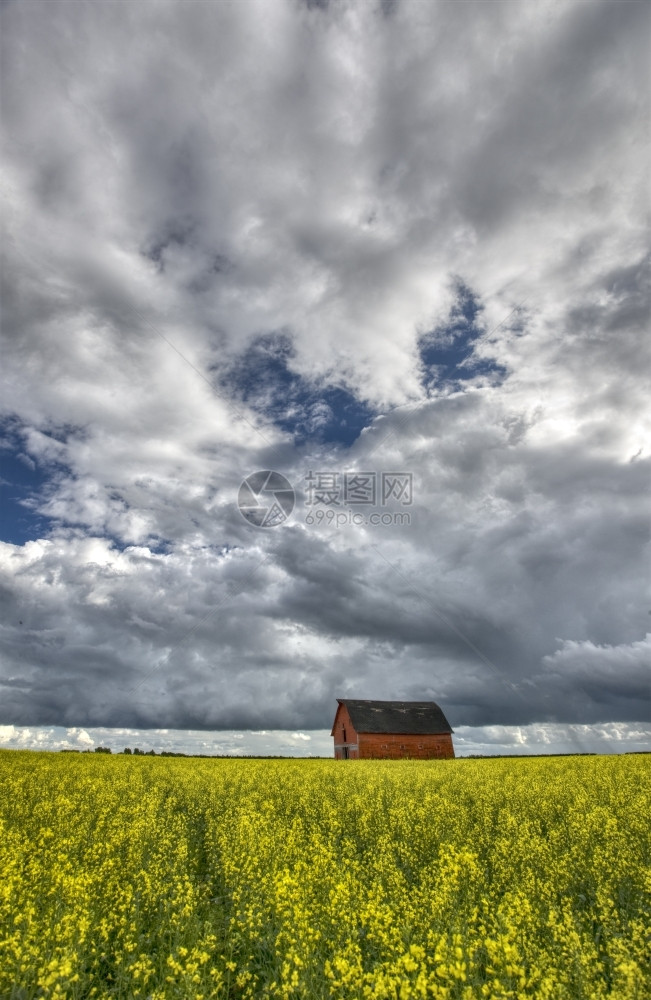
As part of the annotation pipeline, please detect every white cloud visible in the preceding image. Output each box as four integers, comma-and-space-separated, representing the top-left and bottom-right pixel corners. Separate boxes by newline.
454, 722, 651, 756
0, 722, 647, 758
0, 0, 648, 743
0, 725, 332, 757
66, 728, 94, 746
543, 635, 651, 673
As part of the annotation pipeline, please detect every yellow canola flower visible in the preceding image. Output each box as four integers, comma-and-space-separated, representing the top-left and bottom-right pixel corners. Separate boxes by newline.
0, 751, 648, 999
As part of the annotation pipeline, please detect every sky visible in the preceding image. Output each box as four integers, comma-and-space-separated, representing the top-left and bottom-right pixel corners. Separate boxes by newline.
1, 0, 649, 758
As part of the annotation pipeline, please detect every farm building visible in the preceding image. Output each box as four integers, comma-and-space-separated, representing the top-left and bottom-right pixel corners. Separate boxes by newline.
331, 698, 454, 759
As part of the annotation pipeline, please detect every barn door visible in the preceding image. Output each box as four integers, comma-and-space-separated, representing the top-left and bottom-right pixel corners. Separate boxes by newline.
343, 746, 349, 759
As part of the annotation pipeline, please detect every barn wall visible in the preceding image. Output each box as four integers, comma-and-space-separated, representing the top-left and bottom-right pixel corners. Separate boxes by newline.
332, 703, 360, 759
358, 733, 454, 760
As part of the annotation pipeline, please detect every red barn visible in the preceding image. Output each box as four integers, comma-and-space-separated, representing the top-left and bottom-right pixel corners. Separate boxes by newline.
331, 699, 454, 759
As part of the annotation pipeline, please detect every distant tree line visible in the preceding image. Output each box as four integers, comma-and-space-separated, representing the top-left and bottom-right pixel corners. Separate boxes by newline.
57, 748, 648, 759
59, 748, 329, 758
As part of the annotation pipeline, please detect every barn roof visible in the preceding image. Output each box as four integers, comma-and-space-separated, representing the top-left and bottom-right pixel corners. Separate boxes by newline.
334, 699, 453, 735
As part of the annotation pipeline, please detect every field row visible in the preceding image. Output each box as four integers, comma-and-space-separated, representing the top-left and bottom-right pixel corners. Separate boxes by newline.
1, 752, 649, 998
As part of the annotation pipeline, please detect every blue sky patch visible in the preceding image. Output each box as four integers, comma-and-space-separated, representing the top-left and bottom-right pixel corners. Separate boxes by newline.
0, 433, 54, 545
419, 281, 506, 391
221, 333, 376, 446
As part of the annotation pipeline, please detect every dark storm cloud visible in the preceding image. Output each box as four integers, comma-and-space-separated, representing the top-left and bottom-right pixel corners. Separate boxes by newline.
0, 0, 648, 750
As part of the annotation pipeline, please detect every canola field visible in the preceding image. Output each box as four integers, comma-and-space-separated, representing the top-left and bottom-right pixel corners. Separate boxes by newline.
0, 752, 649, 1000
